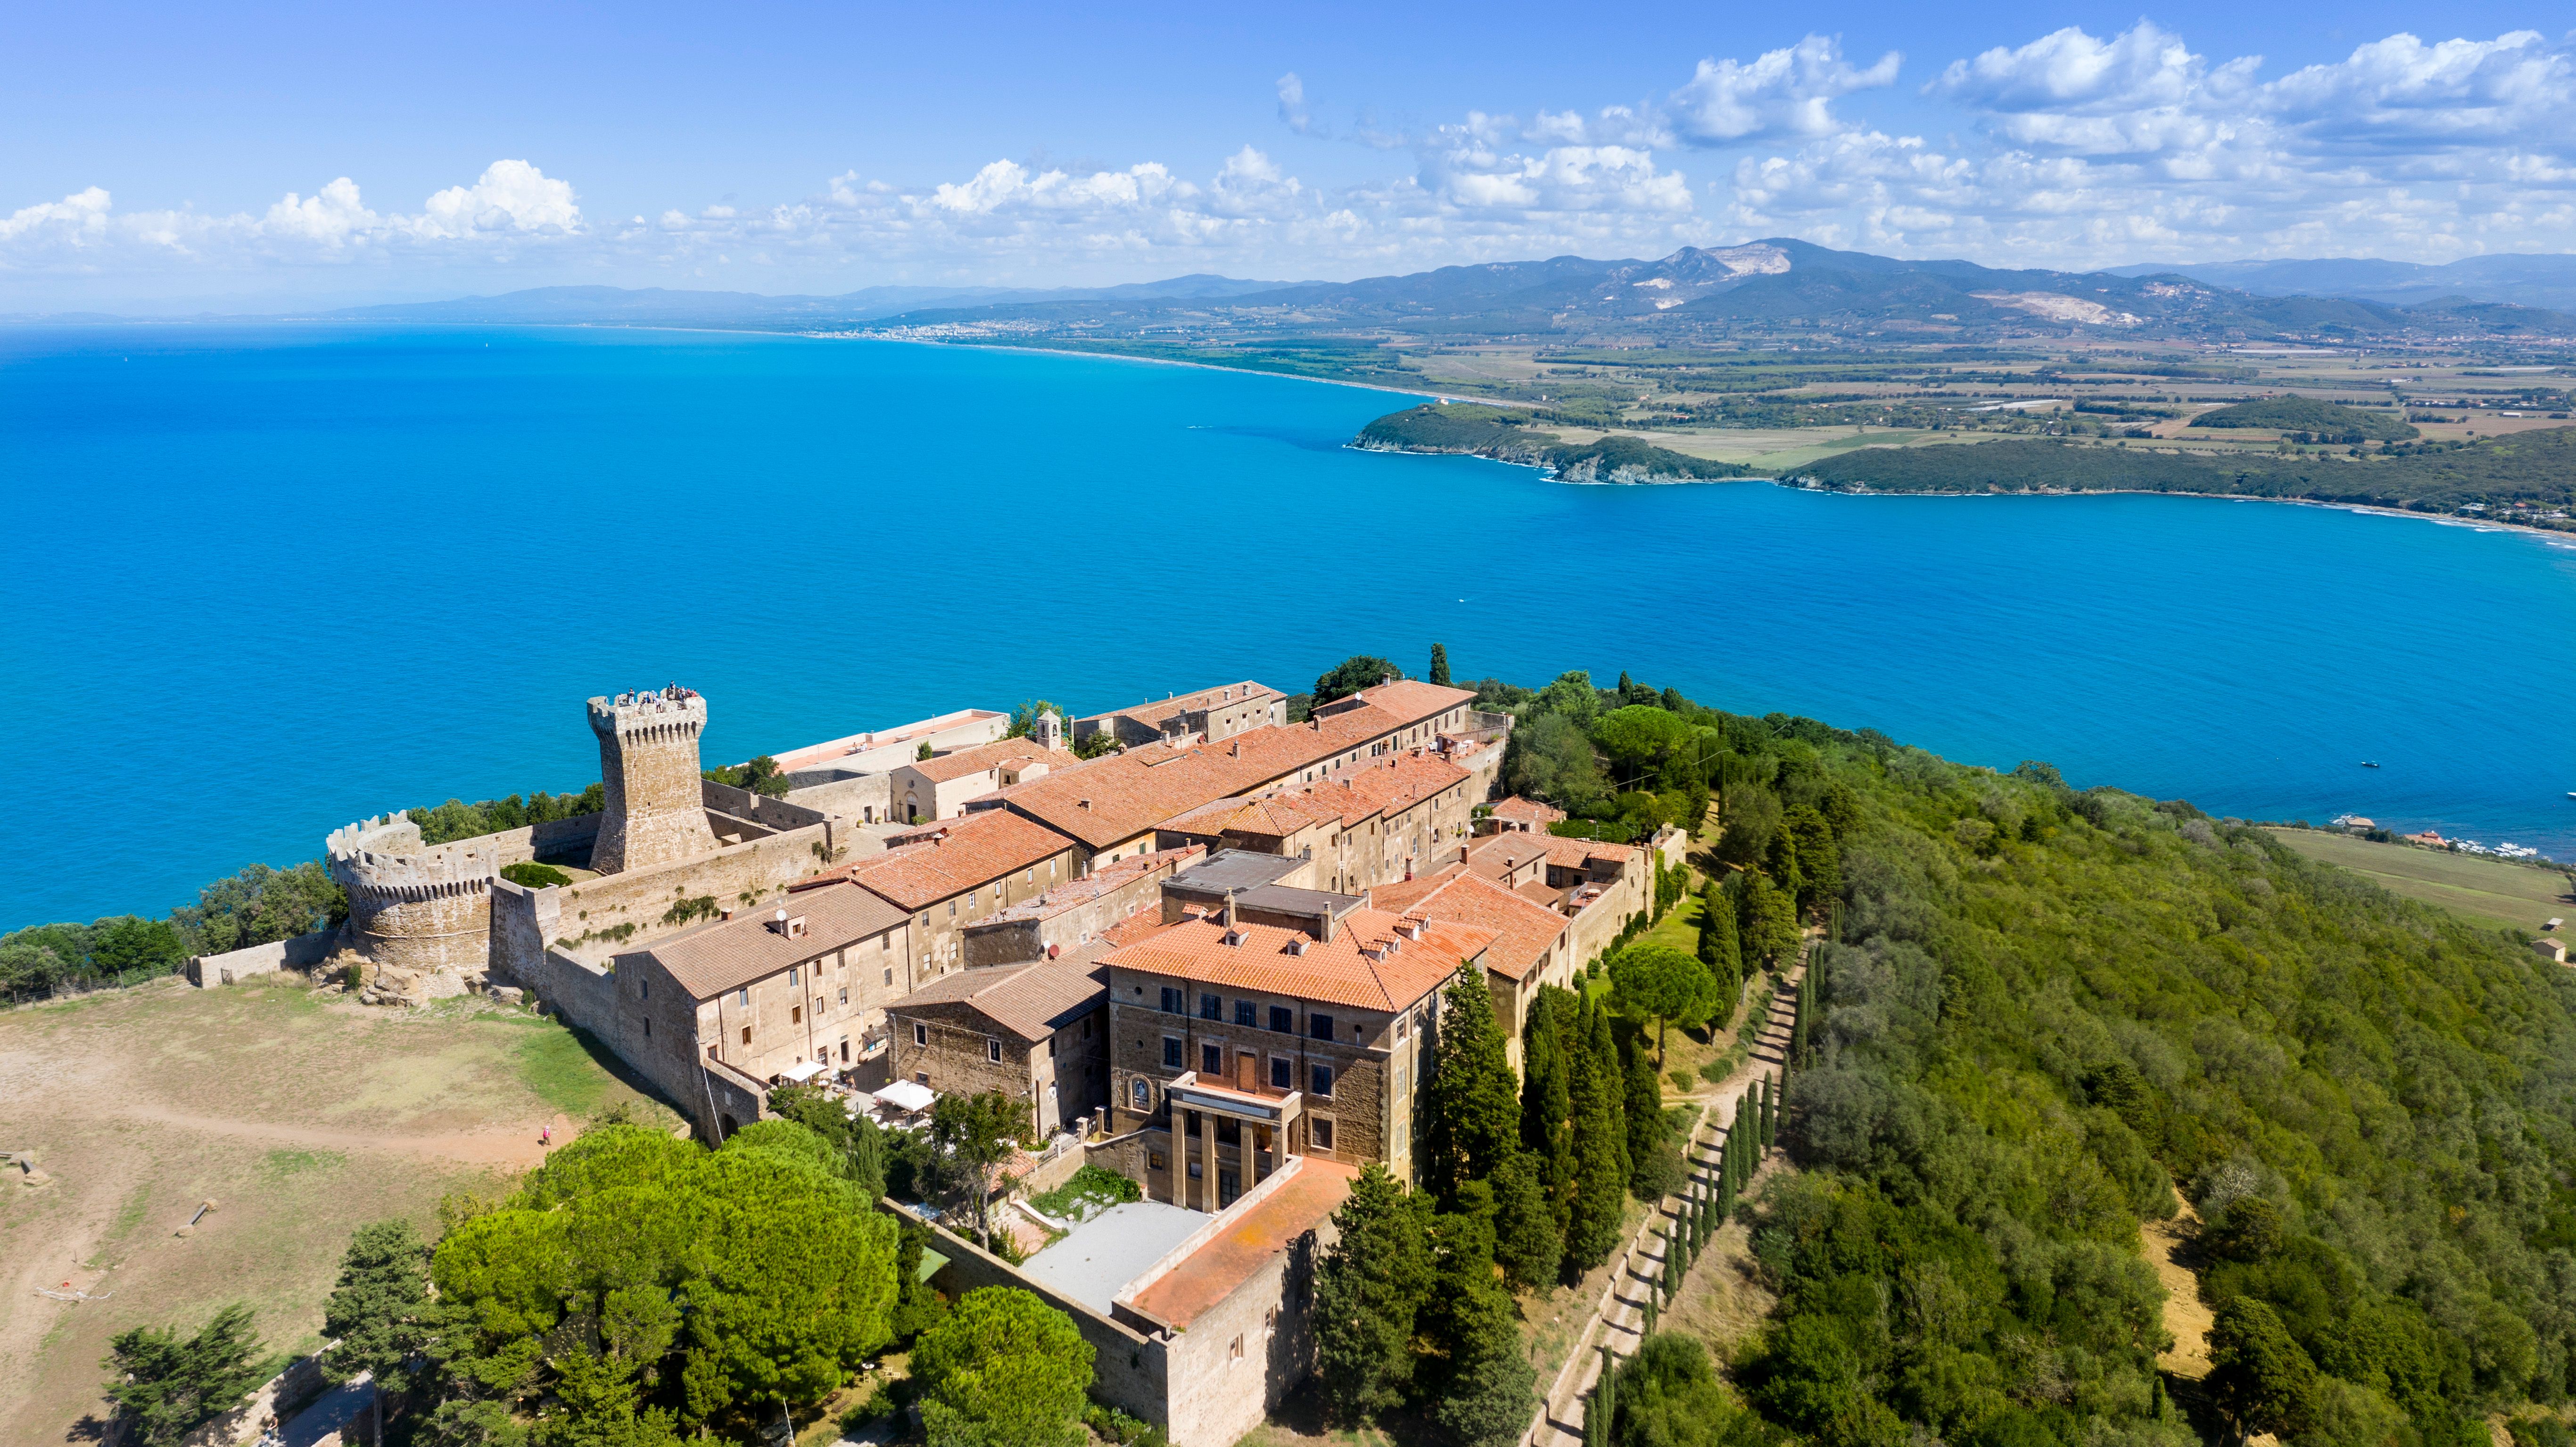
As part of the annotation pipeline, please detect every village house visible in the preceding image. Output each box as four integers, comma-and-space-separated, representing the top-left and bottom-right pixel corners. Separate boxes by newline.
1073, 680, 1287, 750
1480, 795, 1568, 833
1158, 850, 1348, 924
884, 952, 1112, 1135
1455, 830, 1651, 970
982, 682, 1482, 870
605, 879, 918, 1106
816, 808, 1084, 978
1373, 864, 1583, 1071
959, 844, 1204, 969
888, 736, 1069, 823
1096, 902, 1495, 1207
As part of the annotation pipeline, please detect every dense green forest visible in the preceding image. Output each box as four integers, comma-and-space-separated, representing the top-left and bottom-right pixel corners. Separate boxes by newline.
2188, 396, 2419, 442
1434, 654, 2576, 1447
1356, 404, 1756, 482
1797, 428, 2576, 519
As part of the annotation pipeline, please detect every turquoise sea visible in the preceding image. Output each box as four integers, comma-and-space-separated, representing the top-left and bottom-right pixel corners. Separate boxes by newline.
4, 324, 2573, 930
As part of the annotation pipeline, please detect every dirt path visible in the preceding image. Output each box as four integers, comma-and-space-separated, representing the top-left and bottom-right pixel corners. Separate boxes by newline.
1527, 949, 1806, 1447
2143, 1207, 2213, 1379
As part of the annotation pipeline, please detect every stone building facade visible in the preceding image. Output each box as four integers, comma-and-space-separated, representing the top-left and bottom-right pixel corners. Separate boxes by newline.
884, 954, 1110, 1135
1096, 907, 1492, 1207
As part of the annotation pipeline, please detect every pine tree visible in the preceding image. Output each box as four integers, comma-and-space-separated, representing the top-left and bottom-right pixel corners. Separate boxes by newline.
1429, 642, 1453, 689
102, 1305, 270, 1447
322, 1219, 431, 1447
1313, 1164, 1431, 1424
1521, 986, 1577, 1235
1491, 1150, 1563, 1292
1563, 999, 1629, 1276
1421, 966, 1523, 1208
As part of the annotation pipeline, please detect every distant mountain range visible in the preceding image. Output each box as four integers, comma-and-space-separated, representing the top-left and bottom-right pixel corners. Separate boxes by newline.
16, 241, 2574, 343
859, 238, 2576, 341
2105, 254, 2576, 311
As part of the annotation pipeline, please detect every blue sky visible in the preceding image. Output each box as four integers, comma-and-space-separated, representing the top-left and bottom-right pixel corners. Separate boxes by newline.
4, 1, 2569, 308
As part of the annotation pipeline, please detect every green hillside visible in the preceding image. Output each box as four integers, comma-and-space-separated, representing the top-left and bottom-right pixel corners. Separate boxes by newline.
2189, 395, 2419, 441
1796, 428, 2576, 518
1740, 735, 2576, 1447
1354, 404, 1757, 482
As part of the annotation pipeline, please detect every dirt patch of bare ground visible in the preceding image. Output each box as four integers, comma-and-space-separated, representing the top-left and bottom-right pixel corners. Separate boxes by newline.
0, 974, 681, 1446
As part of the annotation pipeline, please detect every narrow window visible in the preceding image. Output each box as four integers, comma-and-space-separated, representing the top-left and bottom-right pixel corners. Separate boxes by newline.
839, 988, 849, 1006
1163, 1036, 1184, 1069
1161, 987, 1184, 1014
640, 978, 649, 1000
741, 1026, 751, 1046
791, 1005, 802, 1024
1311, 1063, 1334, 1097
788, 966, 799, 985
883, 967, 893, 987
1202, 1042, 1222, 1075
642, 1017, 651, 1038
738, 987, 749, 1006
1198, 993, 1221, 1021
1270, 1057, 1292, 1090
988, 1039, 1003, 1063
1311, 1117, 1335, 1152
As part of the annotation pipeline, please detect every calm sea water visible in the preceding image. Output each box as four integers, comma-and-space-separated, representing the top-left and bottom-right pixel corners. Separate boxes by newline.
5, 324, 2573, 929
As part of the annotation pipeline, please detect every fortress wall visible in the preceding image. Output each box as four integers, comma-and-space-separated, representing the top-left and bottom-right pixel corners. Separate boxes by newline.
187, 927, 339, 987
890, 1200, 1170, 1430
784, 773, 894, 827
492, 822, 838, 971
495, 875, 767, 1143
701, 778, 838, 836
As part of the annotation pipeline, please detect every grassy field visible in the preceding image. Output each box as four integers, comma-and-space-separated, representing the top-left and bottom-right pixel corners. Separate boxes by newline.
0, 974, 684, 1445
2265, 828, 2576, 934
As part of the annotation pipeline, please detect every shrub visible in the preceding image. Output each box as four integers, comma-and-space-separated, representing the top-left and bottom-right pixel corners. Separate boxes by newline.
500, 862, 571, 889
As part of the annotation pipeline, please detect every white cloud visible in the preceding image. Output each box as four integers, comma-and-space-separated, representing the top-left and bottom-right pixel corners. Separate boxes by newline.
414, 160, 581, 237
12, 25, 2576, 304
1665, 36, 1901, 146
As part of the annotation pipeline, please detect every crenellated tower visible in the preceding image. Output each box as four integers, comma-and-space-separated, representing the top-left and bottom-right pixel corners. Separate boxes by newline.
588, 686, 719, 874
326, 813, 502, 973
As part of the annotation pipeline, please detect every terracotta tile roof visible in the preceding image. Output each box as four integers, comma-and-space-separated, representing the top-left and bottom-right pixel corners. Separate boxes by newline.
974, 845, 1204, 924
1270, 749, 1470, 829
1517, 879, 1566, 908
1076, 680, 1283, 734
820, 810, 1077, 912
1123, 1159, 1358, 1329
1158, 790, 1342, 840
1490, 796, 1568, 823
907, 737, 1068, 785
1100, 908, 1493, 1013
1464, 833, 1555, 882
1371, 864, 1569, 982
622, 880, 911, 1001
885, 955, 1106, 1042
1314, 680, 1478, 730
1539, 834, 1643, 870
991, 709, 1409, 850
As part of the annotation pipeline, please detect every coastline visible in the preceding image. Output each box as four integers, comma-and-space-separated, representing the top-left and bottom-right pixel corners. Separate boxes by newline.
1781, 479, 2576, 545
813, 331, 1448, 402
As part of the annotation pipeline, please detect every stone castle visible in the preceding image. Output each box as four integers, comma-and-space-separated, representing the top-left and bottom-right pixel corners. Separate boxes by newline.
324, 686, 865, 994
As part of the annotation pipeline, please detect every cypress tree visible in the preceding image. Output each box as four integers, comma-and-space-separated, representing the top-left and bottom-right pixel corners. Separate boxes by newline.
1563, 999, 1629, 1276
1521, 986, 1577, 1235
1491, 1150, 1563, 1293
1313, 1164, 1431, 1424
1760, 1076, 1777, 1151
1426, 1191, 1537, 1447
1696, 883, 1740, 1025
1429, 642, 1453, 689
1595, 1344, 1617, 1447
1589, 998, 1630, 1185
1421, 965, 1522, 1208
1620, 1028, 1676, 1200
